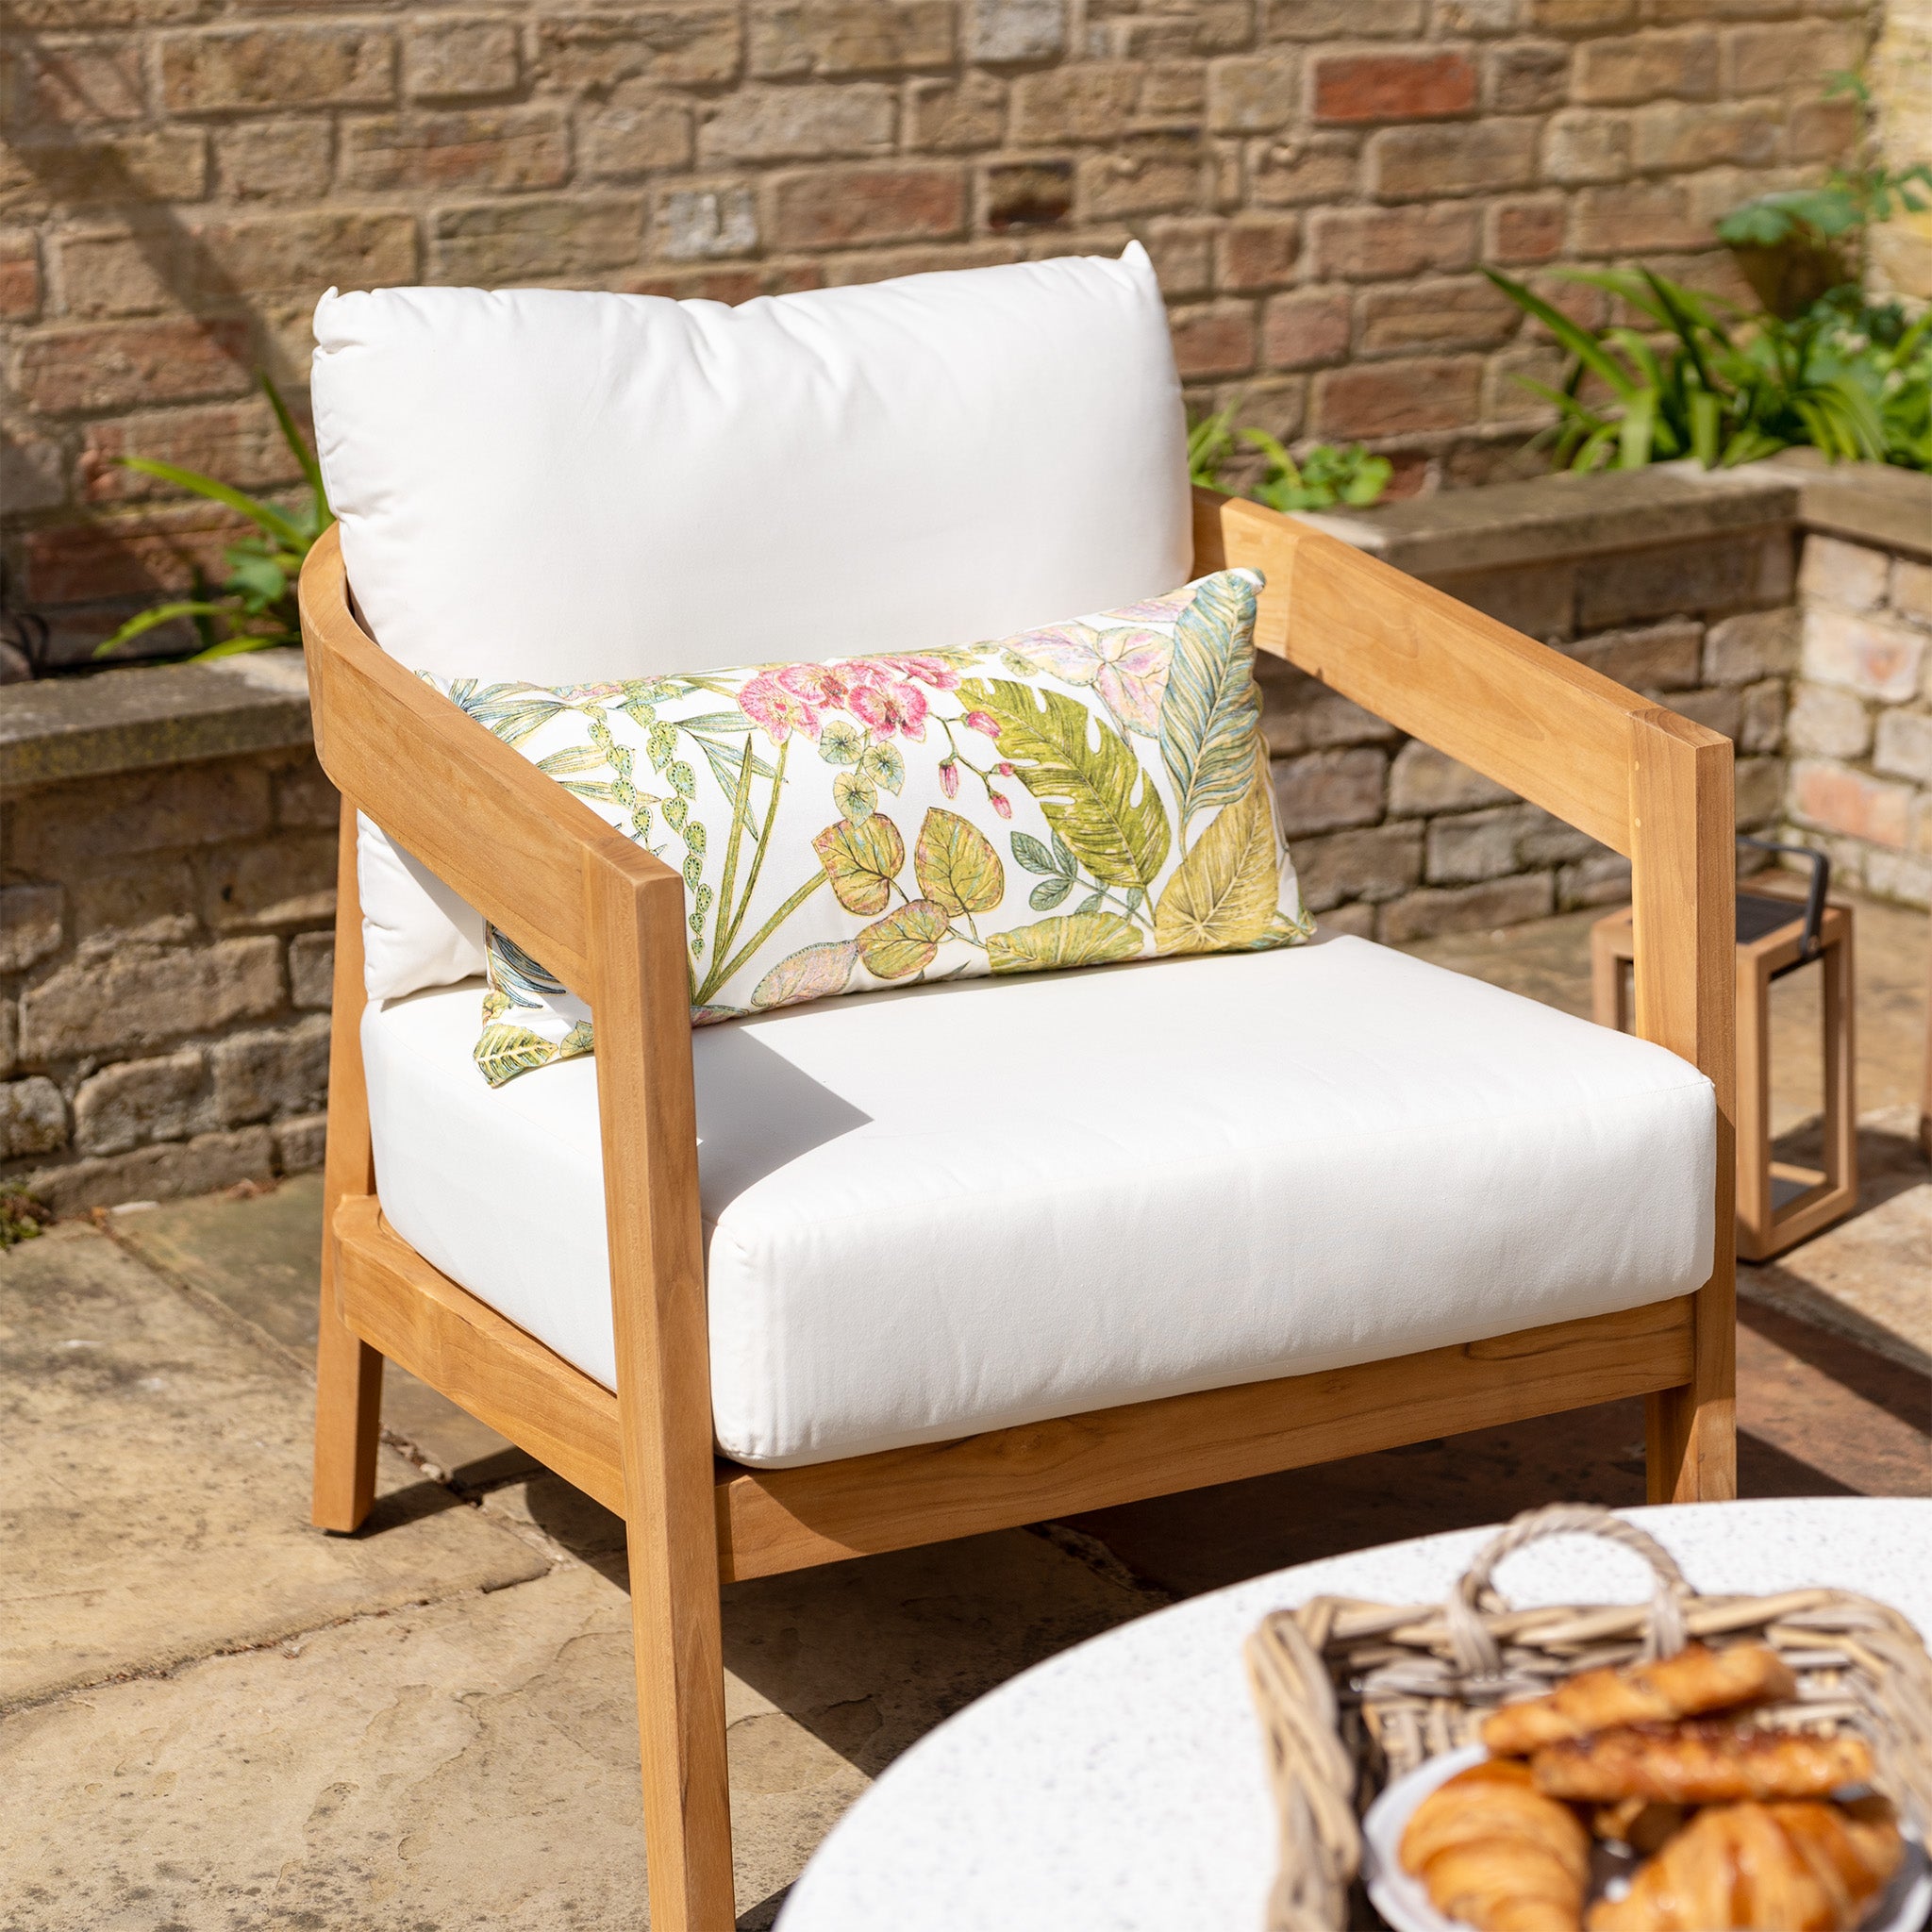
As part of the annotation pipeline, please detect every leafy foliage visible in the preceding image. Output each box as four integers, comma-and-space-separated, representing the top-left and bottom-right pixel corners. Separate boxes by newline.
0, 1188, 51, 1250
1718, 75, 1932, 254
94, 375, 333, 663
1188, 401, 1392, 511
1485, 266, 1932, 475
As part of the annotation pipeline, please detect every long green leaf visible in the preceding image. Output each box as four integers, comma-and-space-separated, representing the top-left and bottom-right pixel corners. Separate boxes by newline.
92, 600, 240, 658
259, 373, 330, 520
1158, 572, 1263, 835
117, 458, 308, 549
1484, 269, 1639, 402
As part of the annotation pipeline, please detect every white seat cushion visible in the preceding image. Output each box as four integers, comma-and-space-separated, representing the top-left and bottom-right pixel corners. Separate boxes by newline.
362, 934, 1715, 1470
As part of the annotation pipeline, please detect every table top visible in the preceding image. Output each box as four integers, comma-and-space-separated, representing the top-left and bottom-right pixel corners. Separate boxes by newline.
779, 1498, 1932, 1932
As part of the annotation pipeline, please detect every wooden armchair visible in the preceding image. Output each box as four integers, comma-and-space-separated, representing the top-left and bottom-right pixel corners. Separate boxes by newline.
300, 479, 1734, 1932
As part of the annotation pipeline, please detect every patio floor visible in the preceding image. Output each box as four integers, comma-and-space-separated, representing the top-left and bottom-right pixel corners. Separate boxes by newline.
3, 895, 1927, 1929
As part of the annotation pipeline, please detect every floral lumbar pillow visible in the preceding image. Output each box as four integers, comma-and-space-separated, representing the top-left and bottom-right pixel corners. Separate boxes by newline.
425, 569, 1312, 1085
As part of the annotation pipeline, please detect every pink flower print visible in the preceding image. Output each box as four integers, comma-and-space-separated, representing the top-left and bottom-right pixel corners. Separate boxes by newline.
738, 672, 819, 745
960, 709, 1001, 740
940, 758, 960, 798
871, 654, 960, 691
848, 677, 929, 741
996, 761, 1015, 777
1010, 623, 1172, 738
775, 661, 850, 710
990, 791, 1012, 820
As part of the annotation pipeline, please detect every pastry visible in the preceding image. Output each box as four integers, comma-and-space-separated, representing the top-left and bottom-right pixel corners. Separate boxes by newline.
1483, 1644, 1797, 1756
1400, 1758, 1591, 1932
1590, 1798, 1687, 1857
1534, 1721, 1874, 1804
1586, 1797, 1904, 1932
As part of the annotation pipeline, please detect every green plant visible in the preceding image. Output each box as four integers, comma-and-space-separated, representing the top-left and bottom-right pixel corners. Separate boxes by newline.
94, 374, 333, 663
1188, 401, 1393, 511
0, 1188, 50, 1249
1240, 432, 1392, 513
1718, 75, 1932, 256
1485, 265, 1918, 473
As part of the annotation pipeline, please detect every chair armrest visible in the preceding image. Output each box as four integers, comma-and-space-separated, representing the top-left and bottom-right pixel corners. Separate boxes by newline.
298, 523, 674, 992
1193, 489, 1735, 1093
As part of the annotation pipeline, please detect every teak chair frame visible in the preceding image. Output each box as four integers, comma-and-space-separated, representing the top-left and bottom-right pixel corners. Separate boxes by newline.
300, 487, 1738, 1932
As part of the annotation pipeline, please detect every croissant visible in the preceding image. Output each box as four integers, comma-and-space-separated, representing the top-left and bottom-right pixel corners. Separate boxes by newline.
1587, 1797, 1904, 1932
1484, 1643, 1796, 1756
1535, 1721, 1874, 1804
1400, 1758, 1591, 1932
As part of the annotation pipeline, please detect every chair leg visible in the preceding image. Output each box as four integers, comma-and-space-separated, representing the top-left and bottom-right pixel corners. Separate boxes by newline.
1645, 1263, 1737, 1505
626, 1504, 736, 1932
312, 794, 385, 1534
313, 1299, 384, 1531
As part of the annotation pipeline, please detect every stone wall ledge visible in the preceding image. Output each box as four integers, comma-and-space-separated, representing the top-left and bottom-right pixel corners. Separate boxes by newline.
1299, 461, 1801, 580
1761, 451, 1932, 563
0, 650, 311, 793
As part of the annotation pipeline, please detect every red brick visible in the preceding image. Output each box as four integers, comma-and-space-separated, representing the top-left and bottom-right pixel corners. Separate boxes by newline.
1215, 214, 1298, 291
80, 397, 309, 506
1487, 195, 1567, 264
1790, 760, 1911, 849
770, 164, 965, 247
338, 108, 571, 192
1308, 201, 1480, 279
24, 502, 253, 603
1261, 287, 1351, 369
1571, 30, 1717, 105
13, 317, 251, 414
1169, 300, 1256, 378
1367, 117, 1537, 198
1312, 356, 1482, 437
0, 231, 43, 321
1311, 50, 1476, 124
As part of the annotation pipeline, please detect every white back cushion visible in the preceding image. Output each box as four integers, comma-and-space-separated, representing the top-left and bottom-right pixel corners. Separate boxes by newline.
312, 245, 1191, 994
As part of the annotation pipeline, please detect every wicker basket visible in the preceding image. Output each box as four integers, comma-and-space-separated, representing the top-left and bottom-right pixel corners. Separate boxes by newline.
1243, 1503, 1932, 1932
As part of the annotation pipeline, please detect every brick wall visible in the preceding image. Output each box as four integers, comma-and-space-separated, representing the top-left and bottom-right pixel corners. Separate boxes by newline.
2, 0, 1873, 662
1262, 463, 1796, 941
1870, 0, 1932, 300
1784, 522, 1932, 906
0, 657, 336, 1211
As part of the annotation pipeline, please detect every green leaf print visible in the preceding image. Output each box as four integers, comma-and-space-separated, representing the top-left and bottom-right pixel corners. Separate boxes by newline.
1152, 774, 1279, 954
955, 677, 1169, 891
913, 808, 1004, 918
985, 909, 1144, 974
1158, 572, 1263, 836
536, 742, 611, 778
812, 813, 905, 916
817, 720, 866, 767
833, 771, 877, 823
856, 899, 951, 980
1029, 874, 1074, 911
752, 939, 858, 1010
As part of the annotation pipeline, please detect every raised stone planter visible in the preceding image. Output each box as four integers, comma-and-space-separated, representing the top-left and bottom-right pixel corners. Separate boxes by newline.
5, 455, 1927, 1208
1, 650, 337, 1212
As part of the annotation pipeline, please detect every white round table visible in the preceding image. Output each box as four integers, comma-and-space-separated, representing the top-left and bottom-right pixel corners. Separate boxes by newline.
778, 1498, 1932, 1932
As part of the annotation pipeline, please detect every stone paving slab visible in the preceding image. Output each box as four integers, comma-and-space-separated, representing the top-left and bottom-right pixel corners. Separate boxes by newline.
0, 1224, 546, 1711
110, 1176, 535, 1485
0, 1521, 1147, 1930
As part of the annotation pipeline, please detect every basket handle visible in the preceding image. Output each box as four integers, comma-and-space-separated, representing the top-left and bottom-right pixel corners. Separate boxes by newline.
1445, 1504, 1691, 1679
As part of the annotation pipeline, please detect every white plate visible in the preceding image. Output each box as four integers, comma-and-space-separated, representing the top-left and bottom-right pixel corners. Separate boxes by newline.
1361, 1742, 1932, 1932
